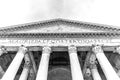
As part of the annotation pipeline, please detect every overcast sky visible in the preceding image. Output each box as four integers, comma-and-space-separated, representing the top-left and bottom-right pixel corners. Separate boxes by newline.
0, 0, 120, 28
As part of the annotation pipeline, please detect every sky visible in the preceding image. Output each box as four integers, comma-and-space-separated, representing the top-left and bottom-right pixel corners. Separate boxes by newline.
0, 0, 120, 28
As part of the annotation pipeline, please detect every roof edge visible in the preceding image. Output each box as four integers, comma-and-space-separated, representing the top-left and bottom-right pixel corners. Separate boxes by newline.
0, 18, 120, 33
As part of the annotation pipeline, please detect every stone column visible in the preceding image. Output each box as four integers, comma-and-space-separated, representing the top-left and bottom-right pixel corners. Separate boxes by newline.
0, 47, 5, 79
68, 46, 84, 80
84, 68, 92, 80
36, 46, 51, 80
115, 46, 120, 77
19, 54, 30, 80
92, 45, 120, 80
29, 52, 37, 74
28, 68, 35, 80
91, 64, 102, 80
89, 53, 102, 80
28, 52, 37, 80
115, 47, 120, 69
1, 46, 27, 80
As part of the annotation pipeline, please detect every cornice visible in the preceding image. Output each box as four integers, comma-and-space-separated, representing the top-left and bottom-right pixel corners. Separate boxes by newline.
0, 32, 119, 39
0, 18, 120, 33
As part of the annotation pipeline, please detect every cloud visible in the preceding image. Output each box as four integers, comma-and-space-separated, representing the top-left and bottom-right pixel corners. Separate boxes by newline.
0, 0, 30, 27
0, 0, 120, 28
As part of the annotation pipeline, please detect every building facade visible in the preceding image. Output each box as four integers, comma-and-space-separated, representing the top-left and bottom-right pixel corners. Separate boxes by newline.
0, 18, 120, 80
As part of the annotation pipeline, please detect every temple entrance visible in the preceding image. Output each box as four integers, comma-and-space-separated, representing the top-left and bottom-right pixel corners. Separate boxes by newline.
0, 46, 120, 80
48, 51, 71, 80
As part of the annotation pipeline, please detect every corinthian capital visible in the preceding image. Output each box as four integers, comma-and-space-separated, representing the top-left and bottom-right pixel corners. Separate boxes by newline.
68, 45, 77, 54
85, 68, 91, 77
115, 46, 120, 54
42, 46, 51, 54
92, 45, 103, 54
18, 46, 27, 54
0, 46, 7, 56
89, 54, 96, 65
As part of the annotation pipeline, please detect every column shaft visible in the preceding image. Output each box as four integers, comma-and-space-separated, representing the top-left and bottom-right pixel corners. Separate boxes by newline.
93, 45, 120, 80
28, 68, 36, 80
29, 52, 37, 74
68, 46, 84, 80
91, 65, 102, 80
1, 46, 27, 80
19, 54, 30, 80
19, 66, 30, 80
36, 47, 51, 80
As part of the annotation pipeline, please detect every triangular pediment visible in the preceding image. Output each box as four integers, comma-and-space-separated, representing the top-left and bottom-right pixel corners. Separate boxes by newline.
10, 24, 107, 33
0, 18, 120, 33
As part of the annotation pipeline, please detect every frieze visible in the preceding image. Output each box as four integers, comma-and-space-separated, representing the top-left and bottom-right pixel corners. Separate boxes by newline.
0, 38, 119, 46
